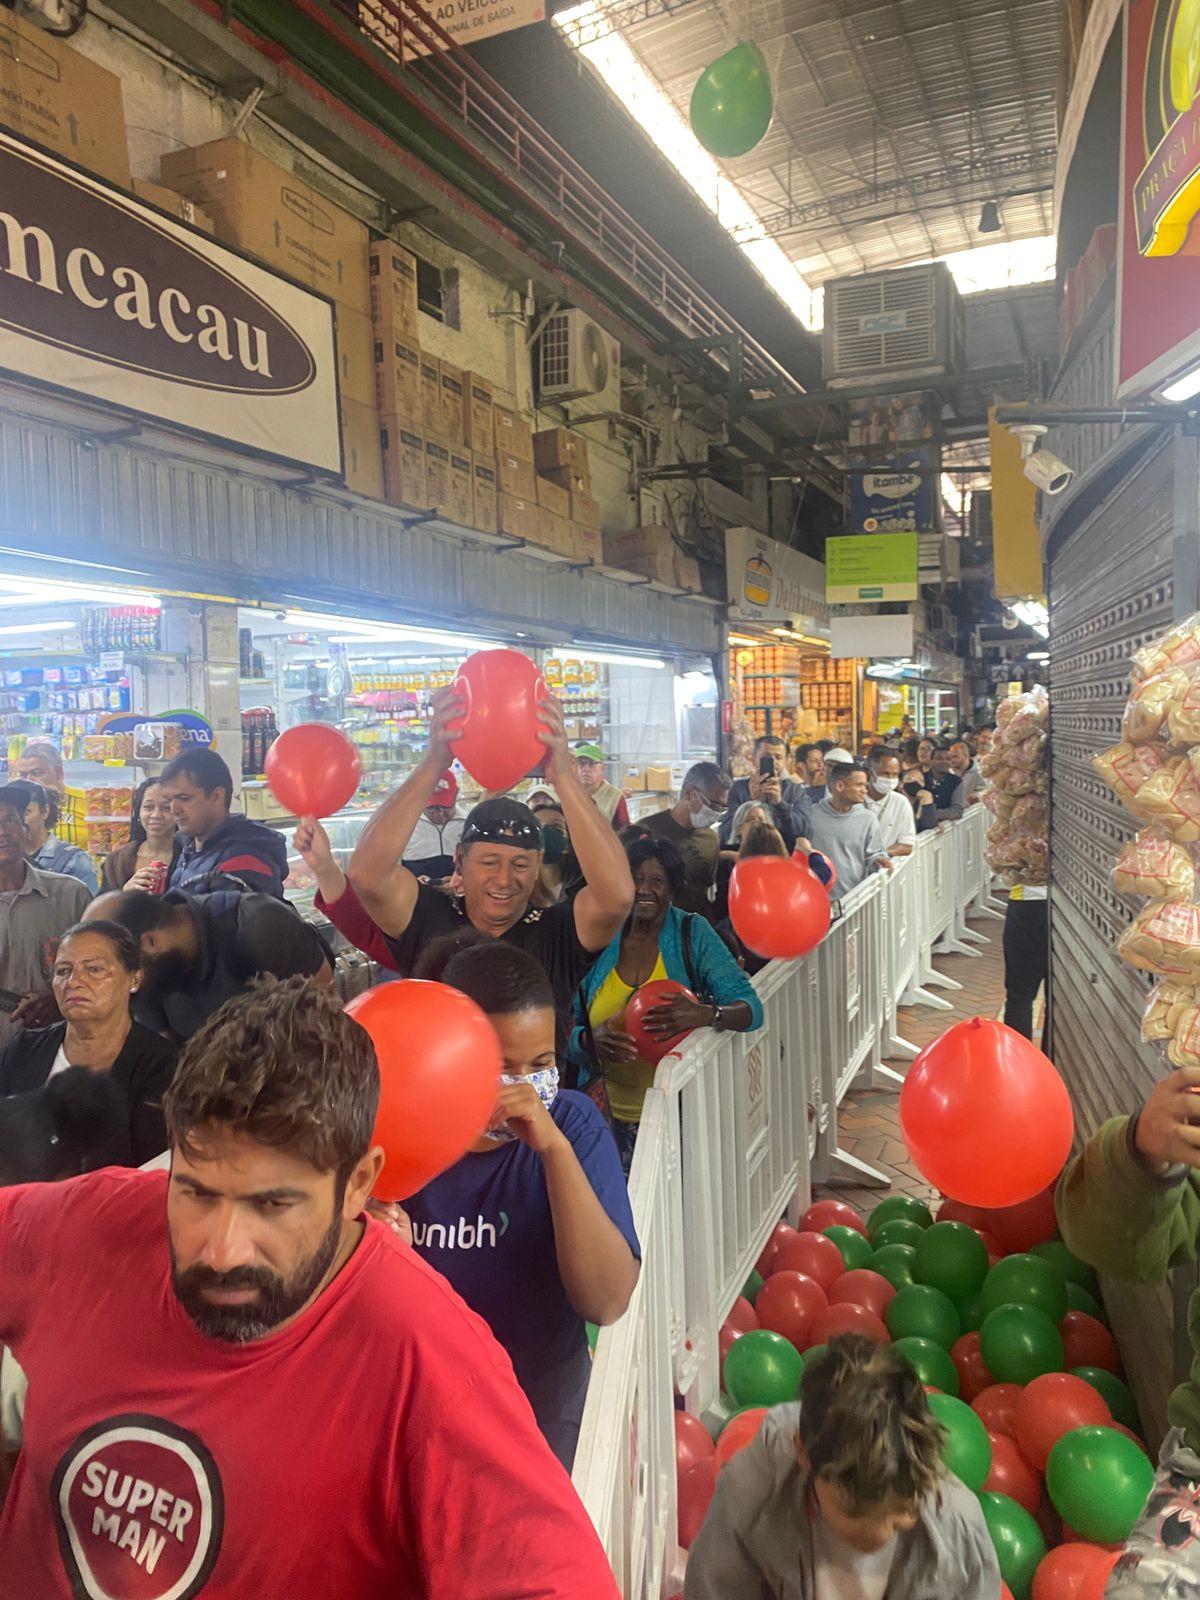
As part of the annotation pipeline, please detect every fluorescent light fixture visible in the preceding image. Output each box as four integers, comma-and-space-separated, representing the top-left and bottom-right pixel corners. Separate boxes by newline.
0, 618, 76, 637
1027, 650, 1050, 661
278, 609, 499, 651
1161, 364, 1200, 404
554, 645, 666, 669
0, 577, 161, 608
728, 633, 764, 647
1009, 600, 1049, 638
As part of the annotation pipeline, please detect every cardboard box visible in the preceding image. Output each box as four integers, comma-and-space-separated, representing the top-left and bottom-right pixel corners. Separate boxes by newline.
373, 334, 421, 420
541, 462, 591, 497
570, 492, 601, 531
0, 11, 130, 189
439, 361, 465, 447
534, 427, 589, 474
420, 353, 441, 436
623, 768, 648, 792
161, 139, 369, 311
535, 476, 570, 520
602, 526, 676, 584
674, 553, 702, 593
572, 522, 602, 564
448, 447, 473, 527
462, 371, 495, 452
424, 435, 452, 516
335, 306, 375, 408
339, 398, 385, 500
498, 493, 545, 543
645, 765, 672, 793
540, 511, 574, 557
471, 455, 498, 536
131, 179, 213, 232
368, 240, 419, 342
380, 419, 426, 507
495, 450, 537, 501
494, 405, 534, 463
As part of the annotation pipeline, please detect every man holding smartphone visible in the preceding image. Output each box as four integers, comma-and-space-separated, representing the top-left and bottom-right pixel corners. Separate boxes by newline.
719, 737, 809, 848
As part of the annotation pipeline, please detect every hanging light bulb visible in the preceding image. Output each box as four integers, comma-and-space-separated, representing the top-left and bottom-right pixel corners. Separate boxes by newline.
978, 200, 1002, 234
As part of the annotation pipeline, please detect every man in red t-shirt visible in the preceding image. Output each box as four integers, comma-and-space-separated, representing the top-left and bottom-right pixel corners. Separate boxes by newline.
0, 977, 618, 1599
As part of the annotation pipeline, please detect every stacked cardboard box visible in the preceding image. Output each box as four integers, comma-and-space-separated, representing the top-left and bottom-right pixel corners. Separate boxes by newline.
533, 428, 599, 562
0, 10, 131, 188
602, 526, 701, 591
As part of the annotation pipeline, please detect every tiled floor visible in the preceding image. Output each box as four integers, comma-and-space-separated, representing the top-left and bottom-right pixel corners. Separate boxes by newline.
815, 912, 1023, 1223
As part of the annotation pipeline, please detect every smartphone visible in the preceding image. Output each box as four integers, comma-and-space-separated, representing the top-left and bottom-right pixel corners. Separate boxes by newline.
759, 754, 776, 777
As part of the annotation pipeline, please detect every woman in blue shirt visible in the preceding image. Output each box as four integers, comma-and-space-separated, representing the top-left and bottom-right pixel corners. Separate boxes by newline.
404, 934, 640, 1472
570, 836, 764, 1173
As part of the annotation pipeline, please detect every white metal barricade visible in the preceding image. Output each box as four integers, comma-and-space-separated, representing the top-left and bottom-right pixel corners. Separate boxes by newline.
572, 808, 999, 1594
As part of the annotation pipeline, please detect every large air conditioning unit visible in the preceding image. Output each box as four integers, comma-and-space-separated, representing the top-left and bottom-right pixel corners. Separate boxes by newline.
537, 309, 620, 404
822, 263, 965, 388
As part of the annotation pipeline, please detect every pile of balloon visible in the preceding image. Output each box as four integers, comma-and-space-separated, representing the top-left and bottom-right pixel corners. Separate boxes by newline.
675, 1018, 1151, 1600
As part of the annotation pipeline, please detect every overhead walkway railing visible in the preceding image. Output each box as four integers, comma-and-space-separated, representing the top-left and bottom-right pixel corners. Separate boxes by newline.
572, 807, 1001, 1597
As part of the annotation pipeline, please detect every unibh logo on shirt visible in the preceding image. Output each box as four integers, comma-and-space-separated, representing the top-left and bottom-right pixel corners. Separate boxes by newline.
411, 1211, 509, 1249
51, 1413, 224, 1599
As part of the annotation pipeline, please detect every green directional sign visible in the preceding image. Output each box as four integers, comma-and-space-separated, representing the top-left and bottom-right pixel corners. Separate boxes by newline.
826, 533, 919, 603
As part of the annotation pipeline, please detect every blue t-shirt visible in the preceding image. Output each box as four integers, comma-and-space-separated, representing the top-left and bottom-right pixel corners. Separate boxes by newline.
406, 1091, 640, 1391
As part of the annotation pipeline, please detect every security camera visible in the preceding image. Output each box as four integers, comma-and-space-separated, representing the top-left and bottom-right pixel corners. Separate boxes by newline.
1023, 449, 1074, 496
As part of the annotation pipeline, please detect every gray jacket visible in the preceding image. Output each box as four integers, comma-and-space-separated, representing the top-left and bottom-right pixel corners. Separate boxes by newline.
684, 1405, 999, 1600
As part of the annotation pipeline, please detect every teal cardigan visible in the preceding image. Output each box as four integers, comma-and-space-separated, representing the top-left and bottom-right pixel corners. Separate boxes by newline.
568, 906, 764, 1082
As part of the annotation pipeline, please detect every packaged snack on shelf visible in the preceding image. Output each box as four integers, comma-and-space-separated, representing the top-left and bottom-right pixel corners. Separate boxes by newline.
1093, 740, 1166, 810
1142, 978, 1193, 1042
1128, 758, 1200, 841
1122, 666, 1194, 744
1113, 828, 1196, 901
1133, 614, 1200, 682
1116, 899, 1200, 980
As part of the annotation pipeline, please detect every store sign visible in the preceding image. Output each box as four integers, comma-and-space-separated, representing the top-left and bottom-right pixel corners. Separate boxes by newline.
826, 534, 919, 603
849, 447, 938, 534
0, 130, 341, 473
97, 709, 214, 745
1117, 0, 1200, 395
724, 528, 828, 625
366, 0, 545, 57
830, 613, 915, 659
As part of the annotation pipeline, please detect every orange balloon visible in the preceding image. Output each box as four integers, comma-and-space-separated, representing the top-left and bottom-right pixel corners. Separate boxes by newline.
829, 1269, 895, 1322
452, 649, 548, 791
678, 1457, 719, 1548
714, 1407, 768, 1467
729, 855, 831, 959
801, 1199, 868, 1236
264, 722, 361, 818
346, 980, 501, 1200
625, 978, 699, 1063
674, 1410, 714, 1476
899, 1018, 1074, 1207
972, 1383, 1022, 1439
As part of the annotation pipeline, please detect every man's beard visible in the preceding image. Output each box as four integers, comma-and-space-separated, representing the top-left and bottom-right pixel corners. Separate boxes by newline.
171, 1210, 343, 1343
140, 950, 194, 996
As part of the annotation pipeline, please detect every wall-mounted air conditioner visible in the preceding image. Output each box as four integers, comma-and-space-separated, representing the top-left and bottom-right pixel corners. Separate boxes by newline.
537, 309, 621, 405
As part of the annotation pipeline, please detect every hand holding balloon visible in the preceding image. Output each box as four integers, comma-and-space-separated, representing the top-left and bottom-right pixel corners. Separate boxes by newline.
594, 1020, 638, 1065
292, 816, 345, 902
640, 993, 713, 1039
1133, 1065, 1200, 1172
535, 694, 571, 780
427, 684, 466, 771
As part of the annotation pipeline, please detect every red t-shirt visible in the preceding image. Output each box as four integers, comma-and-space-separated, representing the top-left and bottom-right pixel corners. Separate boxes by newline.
0, 1169, 619, 1599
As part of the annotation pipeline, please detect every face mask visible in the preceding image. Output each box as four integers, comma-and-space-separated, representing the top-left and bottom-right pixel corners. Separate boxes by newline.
691, 799, 723, 829
540, 825, 567, 864
903, 781, 922, 798
482, 1066, 560, 1142
872, 776, 899, 793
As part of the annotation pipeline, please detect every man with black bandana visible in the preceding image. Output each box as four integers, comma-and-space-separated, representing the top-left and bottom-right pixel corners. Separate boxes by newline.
293, 688, 633, 1063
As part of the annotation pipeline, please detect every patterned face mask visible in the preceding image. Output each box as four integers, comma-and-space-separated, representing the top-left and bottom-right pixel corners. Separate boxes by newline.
482, 1067, 560, 1143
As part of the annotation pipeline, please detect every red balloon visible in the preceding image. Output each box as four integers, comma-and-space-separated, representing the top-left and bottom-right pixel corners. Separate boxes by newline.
1014, 1373, 1111, 1471
1110, 1423, 1151, 1457
346, 980, 501, 1200
806, 1302, 890, 1348
714, 1407, 768, 1467
674, 1410, 714, 1476
829, 1269, 895, 1322
755, 1271, 828, 1350
678, 1457, 719, 1548
1033, 1544, 1122, 1600
1001, 1588, 1014, 1600
950, 1332, 995, 1403
899, 1018, 1074, 1207
451, 649, 548, 790
972, 1384, 1022, 1439
801, 1199, 868, 1236
772, 1231, 846, 1291
1079, 1552, 1123, 1600
984, 1431, 1041, 1515
725, 1296, 759, 1335
719, 1321, 745, 1373
729, 855, 831, 960
1062, 1526, 1123, 1553
624, 979, 699, 1064
1060, 1311, 1121, 1375
756, 1222, 799, 1277
986, 1186, 1060, 1253
264, 722, 361, 818
977, 1229, 1004, 1257
936, 1197, 996, 1231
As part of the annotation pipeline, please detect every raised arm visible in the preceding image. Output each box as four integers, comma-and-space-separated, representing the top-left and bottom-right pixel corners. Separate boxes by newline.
539, 700, 634, 952
347, 688, 463, 938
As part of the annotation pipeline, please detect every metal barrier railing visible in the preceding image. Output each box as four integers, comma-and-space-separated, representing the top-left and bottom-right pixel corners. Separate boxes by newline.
572, 808, 996, 1596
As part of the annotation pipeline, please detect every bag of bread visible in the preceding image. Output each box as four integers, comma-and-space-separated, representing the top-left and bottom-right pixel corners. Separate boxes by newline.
1169, 1003, 1200, 1068
1117, 899, 1200, 979
1113, 828, 1196, 901
1142, 979, 1193, 1042
1123, 667, 1194, 743
1011, 793, 1048, 832
1093, 741, 1166, 808
1169, 671, 1200, 746
996, 698, 1021, 728
1133, 614, 1200, 682
1130, 758, 1200, 841
1007, 732, 1046, 770
983, 786, 1017, 820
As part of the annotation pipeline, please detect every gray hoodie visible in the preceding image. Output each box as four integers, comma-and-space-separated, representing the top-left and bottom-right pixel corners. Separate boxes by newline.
684, 1405, 999, 1600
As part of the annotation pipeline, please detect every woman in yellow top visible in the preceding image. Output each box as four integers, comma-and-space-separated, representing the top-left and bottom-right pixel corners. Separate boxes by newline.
570, 835, 763, 1172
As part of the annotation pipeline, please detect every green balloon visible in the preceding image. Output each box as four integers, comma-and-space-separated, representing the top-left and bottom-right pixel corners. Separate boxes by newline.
723, 1329, 804, 1408
886, 1285, 961, 1350
823, 1225, 874, 1271
871, 1243, 918, 1292
742, 1269, 764, 1306
958, 1290, 986, 1332
1031, 1239, 1098, 1294
891, 1335, 959, 1396
688, 41, 773, 159
927, 1391, 992, 1492
866, 1196, 933, 1240
979, 1491, 1047, 1600
1046, 1425, 1155, 1545
804, 1343, 828, 1372
981, 1254, 1069, 1324
871, 1218, 925, 1251
1071, 1366, 1140, 1430
914, 1222, 990, 1305
979, 1304, 1064, 1384
586, 1321, 599, 1353
1064, 1280, 1105, 1321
